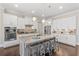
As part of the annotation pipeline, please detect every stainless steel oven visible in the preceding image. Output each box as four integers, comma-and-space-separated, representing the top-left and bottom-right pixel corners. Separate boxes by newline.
4, 27, 16, 41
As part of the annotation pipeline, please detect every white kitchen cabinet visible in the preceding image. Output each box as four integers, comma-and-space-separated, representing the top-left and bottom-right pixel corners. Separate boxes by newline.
0, 9, 4, 47
3, 13, 17, 27
67, 35, 76, 46
32, 21, 38, 30
17, 17, 25, 29
24, 17, 38, 30
58, 34, 76, 46
52, 16, 76, 29
52, 16, 76, 46
24, 17, 33, 25
0, 12, 1, 43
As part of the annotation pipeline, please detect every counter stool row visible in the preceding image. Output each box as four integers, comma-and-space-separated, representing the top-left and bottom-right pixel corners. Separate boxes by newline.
24, 37, 59, 56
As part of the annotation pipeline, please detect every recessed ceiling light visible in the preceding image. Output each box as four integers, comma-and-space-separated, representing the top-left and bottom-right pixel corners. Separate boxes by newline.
32, 10, 35, 13
14, 4, 18, 7
59, 6, 63, 9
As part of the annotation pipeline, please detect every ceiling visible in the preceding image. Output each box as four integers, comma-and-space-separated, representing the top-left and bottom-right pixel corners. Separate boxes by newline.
0, 3, 79, 18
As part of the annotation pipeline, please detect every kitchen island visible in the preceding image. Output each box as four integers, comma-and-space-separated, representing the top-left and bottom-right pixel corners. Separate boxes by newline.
18, 34, 58, 56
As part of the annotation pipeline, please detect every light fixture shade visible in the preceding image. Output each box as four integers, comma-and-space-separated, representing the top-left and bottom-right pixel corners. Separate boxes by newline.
32, 17, 37, 21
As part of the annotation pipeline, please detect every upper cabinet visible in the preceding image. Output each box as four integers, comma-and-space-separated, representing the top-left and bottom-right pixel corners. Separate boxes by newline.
3, 13, 17, 27
24, 17, 38, 30
24, 17, 33, 25
2, 13, 38, 30
17, 17, 25, 29
17, 16, 38, 30
0, 10, 2, 44
52, 16, 76, 29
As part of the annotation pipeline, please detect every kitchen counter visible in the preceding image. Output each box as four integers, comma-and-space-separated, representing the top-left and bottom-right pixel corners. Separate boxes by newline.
17, 33, 39, 37
19, 33, 76, 56
0, 33, 39, 48
19, 34, 56, 56
19, 34, 55, 45
18, 33, 76, 46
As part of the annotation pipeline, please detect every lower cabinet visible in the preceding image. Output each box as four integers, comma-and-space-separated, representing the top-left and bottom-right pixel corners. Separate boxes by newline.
58, 34, 76, 46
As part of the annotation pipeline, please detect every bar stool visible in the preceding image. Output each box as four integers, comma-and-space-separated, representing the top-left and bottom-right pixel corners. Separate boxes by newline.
39, 43, 45, 56
44, 41, 51, 56
49, 37, 56, 55
54, 37, 59, 52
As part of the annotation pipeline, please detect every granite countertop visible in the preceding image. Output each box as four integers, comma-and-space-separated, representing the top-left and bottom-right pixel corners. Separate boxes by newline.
17, 33, 39, 37
19, 34, 55, 45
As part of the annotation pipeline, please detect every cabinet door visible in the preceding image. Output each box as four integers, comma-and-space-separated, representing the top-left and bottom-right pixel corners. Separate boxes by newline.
32, 21, 38, 30
67, 35, 76, 46
58, 35, 76, 46
24, 17, 33, 25
3, 13, 17, 27
58, 35, 64, 43
24, 17, 38, 30
0, 12, 2, 44
17, 17, 25, 29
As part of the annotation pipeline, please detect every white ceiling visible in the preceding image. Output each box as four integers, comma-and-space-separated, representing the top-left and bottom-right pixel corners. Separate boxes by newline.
0, 3, 79, 18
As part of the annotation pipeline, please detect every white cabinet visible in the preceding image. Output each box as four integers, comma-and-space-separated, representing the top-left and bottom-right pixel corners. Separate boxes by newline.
67, 35, 76, 46
52, 16, 76, 29
32, 21, 38, 30
17, 16, 38, 30
24, 17, 33, 25
17, 17, 25, 29
52, 16, 76, 46
0, 9, 4, 47
0, 11, 2, 44
58, 34, 76, 46
24, 17, 38, 29
3, 13, 17, 27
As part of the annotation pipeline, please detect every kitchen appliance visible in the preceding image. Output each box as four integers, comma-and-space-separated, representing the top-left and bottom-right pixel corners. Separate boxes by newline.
44, 25, 51, 35
4, 27, 16, 41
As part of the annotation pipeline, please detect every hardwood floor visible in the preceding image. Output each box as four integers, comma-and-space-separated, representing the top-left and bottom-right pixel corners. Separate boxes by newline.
76, 45, 79, 56
0, 45, 19, 56
55, 43, 76, 56
0, 43, 77, 56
